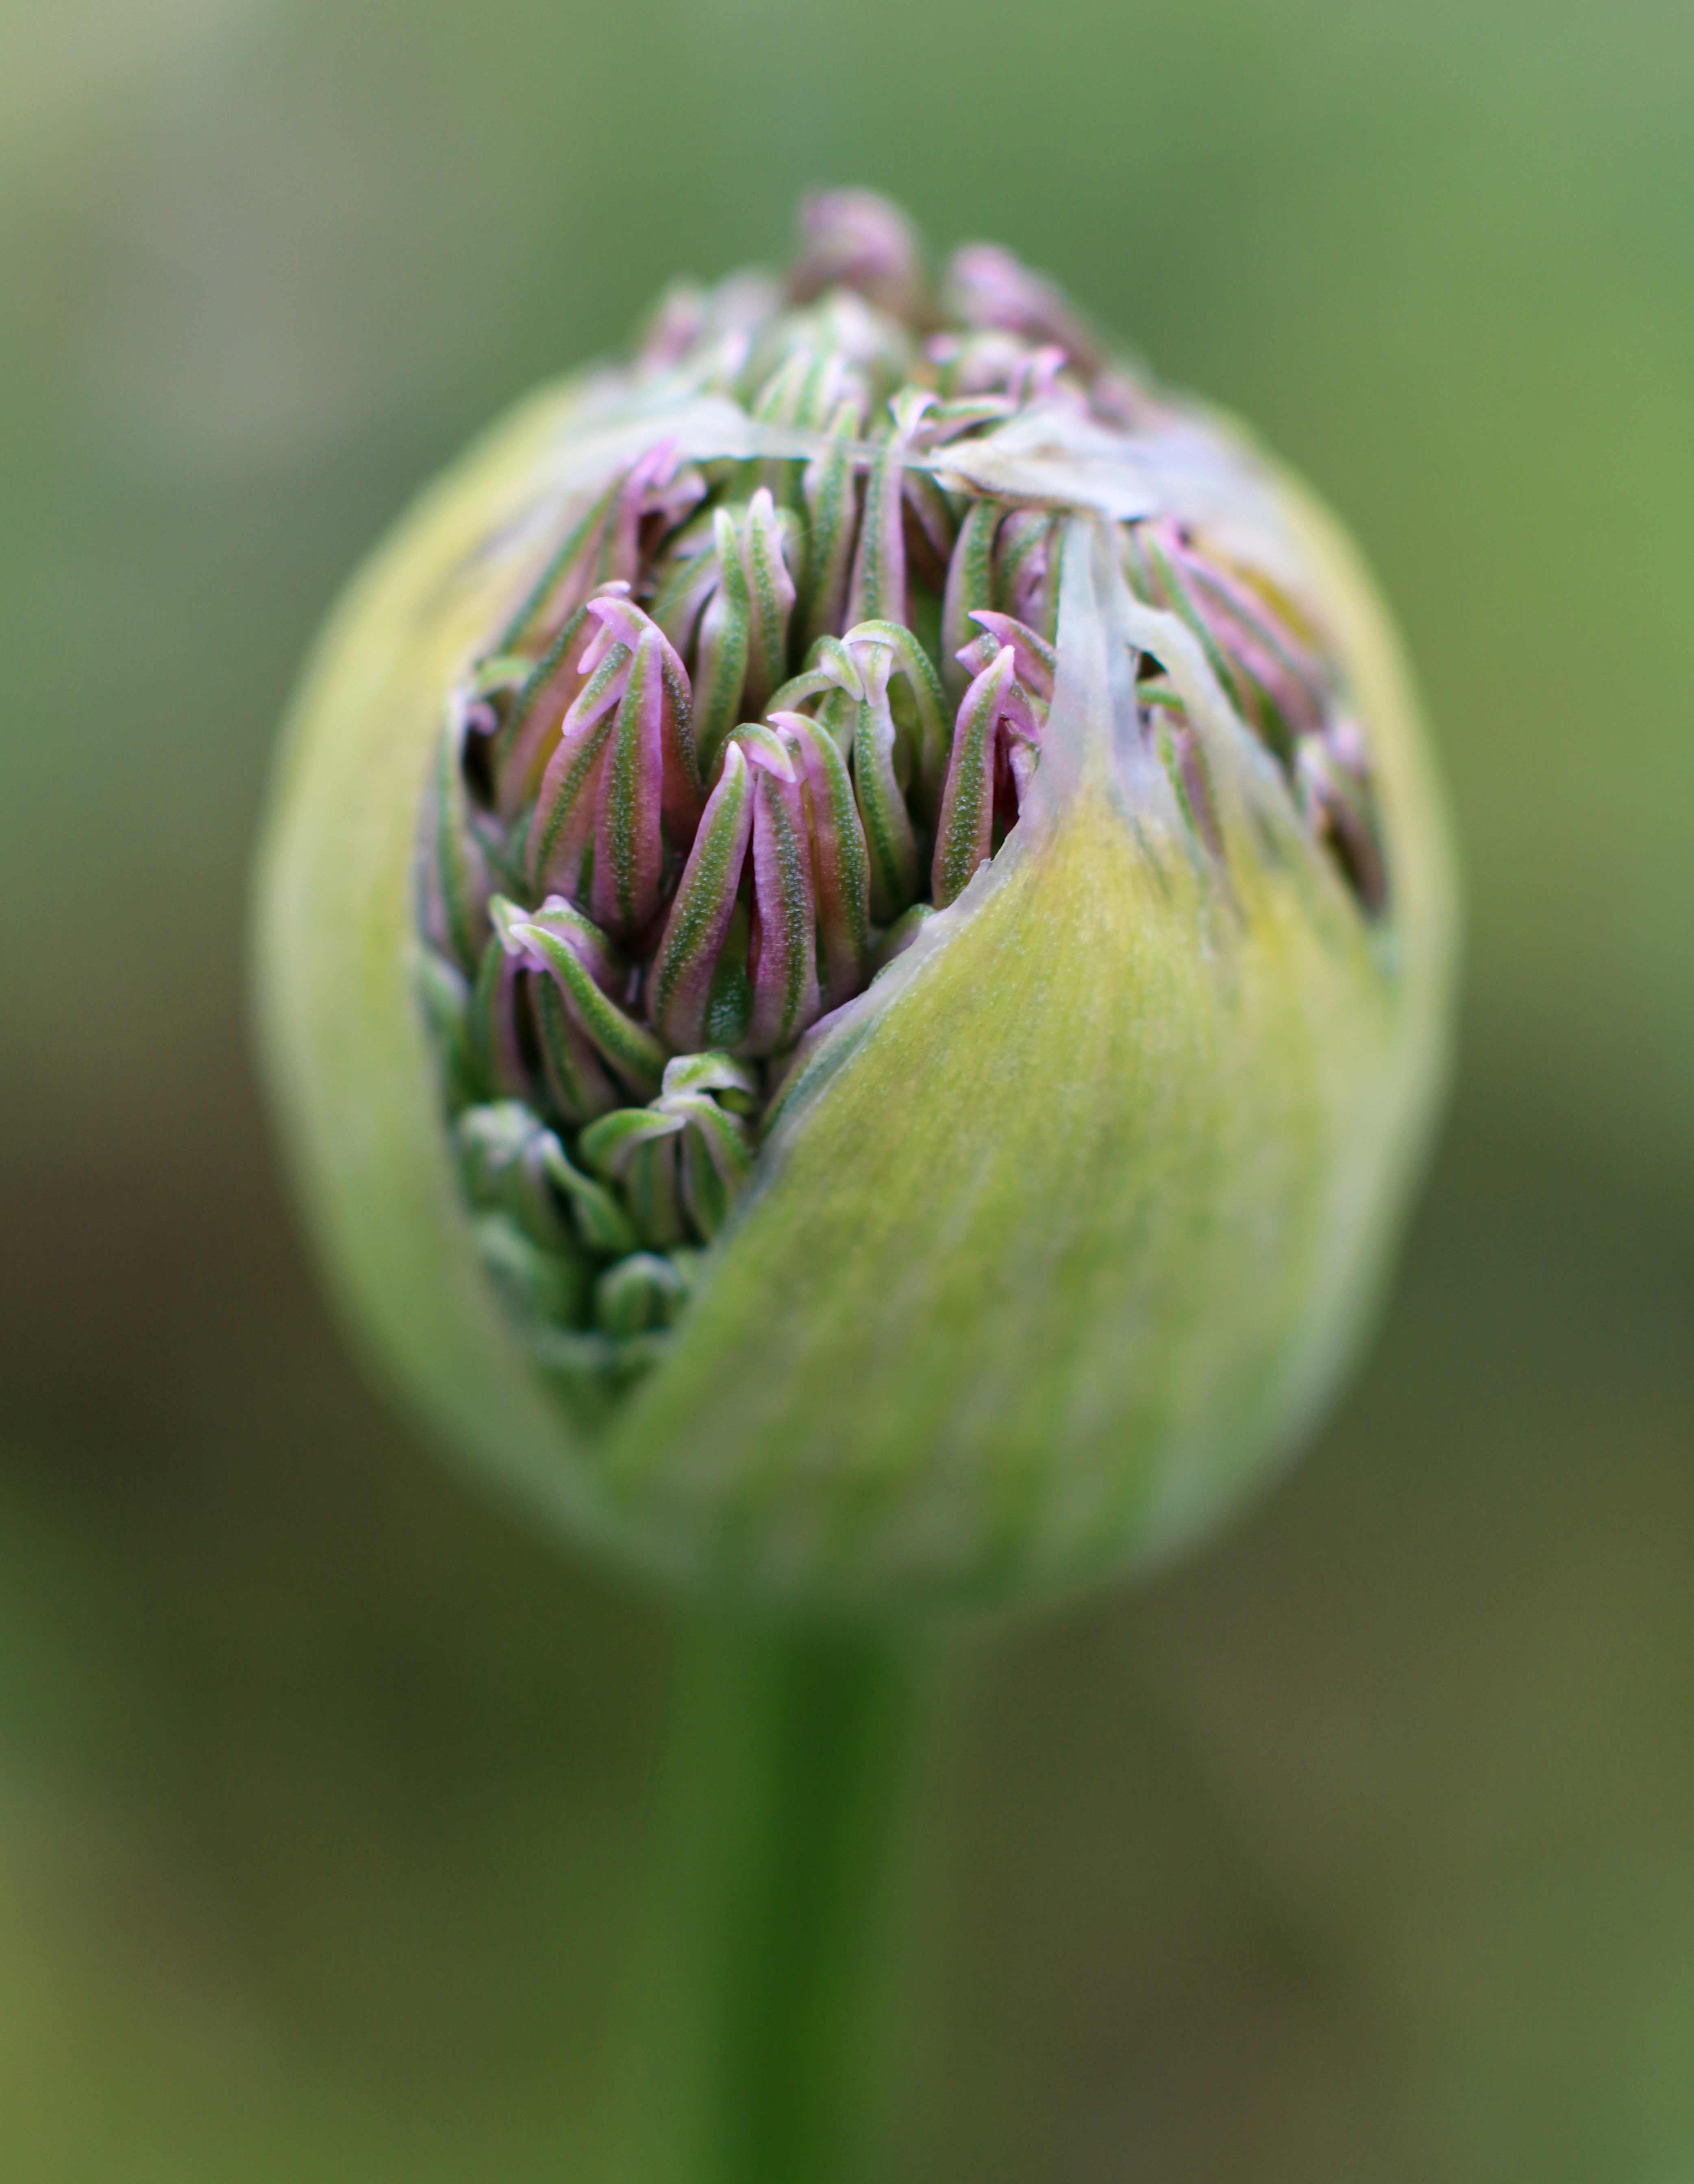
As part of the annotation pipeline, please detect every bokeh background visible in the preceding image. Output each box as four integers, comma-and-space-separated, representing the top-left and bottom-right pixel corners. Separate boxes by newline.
3, 0, 1692, 2175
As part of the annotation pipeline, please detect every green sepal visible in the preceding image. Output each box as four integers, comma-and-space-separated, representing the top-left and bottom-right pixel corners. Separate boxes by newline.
846, 663, 919, 921
416, 948, 478, 1112
485, 602, 590, 812
624, 1138, 688, 1249
495, 472, 622, 654
995, 509, 1061, 639
649, 743, 756, 1054
538, 1132, 642, 1257
741, 491, 797, 717
455, 1100, 574, 1250
941, 498, 1002, 700
533, 973, 618, 1126
848, 439, 903, 628
839, 619, 949, 816
931, 648, 1012, 908
694, 507, 753, 778
499, 899, 668, 1100
661, 1051, 760, 1103
799, 398, 862, 653
579, 1104, 688, 1176
523, 639, 627, 893
776, 712, 870, 1005
431, 706, 490, 972
869, 902, 934, 975
594, 1252, 688, 1337
472, 1212, 589, 1329
467, 931, 528, 1101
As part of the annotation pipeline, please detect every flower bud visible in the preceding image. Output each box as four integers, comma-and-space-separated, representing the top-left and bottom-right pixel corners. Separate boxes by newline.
253, 193, 1458, 1610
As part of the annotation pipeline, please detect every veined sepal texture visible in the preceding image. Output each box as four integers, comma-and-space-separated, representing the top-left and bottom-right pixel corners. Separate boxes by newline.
254, 210, 1457, 1613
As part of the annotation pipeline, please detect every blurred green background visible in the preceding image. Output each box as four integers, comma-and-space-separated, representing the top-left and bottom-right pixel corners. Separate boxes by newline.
2, 0, 1691, 2175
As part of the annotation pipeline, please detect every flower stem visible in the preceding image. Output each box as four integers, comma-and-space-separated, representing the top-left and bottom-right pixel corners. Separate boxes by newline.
618, 1614, 925, 2184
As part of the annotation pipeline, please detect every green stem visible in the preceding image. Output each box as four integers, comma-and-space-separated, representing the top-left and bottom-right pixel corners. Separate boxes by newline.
619, 1615, 925, 2184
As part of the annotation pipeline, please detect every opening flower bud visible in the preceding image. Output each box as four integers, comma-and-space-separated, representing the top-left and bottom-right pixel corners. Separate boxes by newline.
254, 193, 1458, 1610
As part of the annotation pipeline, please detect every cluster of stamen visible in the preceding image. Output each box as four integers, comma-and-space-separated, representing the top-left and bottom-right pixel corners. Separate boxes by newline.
417, 196, 1385, 1410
